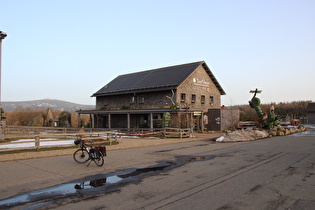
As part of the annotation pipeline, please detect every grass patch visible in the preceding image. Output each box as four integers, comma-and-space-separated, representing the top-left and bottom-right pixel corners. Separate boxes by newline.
111, 140, 119, 145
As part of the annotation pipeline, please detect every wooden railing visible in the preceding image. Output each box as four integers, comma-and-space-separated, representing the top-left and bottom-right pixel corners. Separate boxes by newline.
164, 128, 191, 138
0, 126, 193, 151
0, 131, 117, 151
2, 125, 109, 135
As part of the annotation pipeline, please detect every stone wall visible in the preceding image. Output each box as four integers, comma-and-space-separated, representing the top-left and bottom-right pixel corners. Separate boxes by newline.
176, 65, 222, 112
268, 126, 307, 136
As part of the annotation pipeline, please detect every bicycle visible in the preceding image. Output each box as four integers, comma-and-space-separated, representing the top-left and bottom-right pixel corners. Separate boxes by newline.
73, 138, 106, 167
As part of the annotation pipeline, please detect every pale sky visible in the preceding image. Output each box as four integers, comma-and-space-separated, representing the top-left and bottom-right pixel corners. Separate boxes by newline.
1, 0, 314, 106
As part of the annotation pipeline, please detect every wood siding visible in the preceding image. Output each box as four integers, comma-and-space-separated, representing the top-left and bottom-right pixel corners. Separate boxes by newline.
96, 91, 173, 110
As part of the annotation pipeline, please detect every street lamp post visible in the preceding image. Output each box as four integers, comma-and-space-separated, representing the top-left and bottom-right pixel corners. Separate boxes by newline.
0, 31, 7, 121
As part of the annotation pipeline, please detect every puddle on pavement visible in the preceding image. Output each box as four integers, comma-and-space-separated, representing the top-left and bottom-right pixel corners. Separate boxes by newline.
156, 149, 173, 153
0, 154, 215, 209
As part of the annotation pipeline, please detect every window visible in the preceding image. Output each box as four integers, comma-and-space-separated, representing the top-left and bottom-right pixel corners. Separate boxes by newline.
201, 95, 205, 104
130, 96, 135, 104
210, 96, 214, 105
139, 96, 144, 103
181, 93, 186, 102
191, 94, 196, 103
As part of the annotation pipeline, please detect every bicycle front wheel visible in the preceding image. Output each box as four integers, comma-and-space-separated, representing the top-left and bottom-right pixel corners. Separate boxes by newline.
73, 149, 89, 164
94, 156, 104, 167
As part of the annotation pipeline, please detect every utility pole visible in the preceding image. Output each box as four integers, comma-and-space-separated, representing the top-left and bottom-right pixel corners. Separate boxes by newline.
0, 31, 7, 122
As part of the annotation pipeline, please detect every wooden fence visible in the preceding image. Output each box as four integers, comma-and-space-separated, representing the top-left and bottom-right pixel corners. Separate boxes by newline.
164, 128, 191, 138
0, 131, 117, 151
2, 125, 109, 135
0, 126, 192, 151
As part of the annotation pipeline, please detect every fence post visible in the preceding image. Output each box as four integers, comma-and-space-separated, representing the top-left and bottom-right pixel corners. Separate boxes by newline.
35, 136, 40, 150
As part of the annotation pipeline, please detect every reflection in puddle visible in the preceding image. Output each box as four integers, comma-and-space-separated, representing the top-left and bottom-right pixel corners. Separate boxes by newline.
187, 156, 206, 161
74, 176, 123, 190
0, 155, 215, 209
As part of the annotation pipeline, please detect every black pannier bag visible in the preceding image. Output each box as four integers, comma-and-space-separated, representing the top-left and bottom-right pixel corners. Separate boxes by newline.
74, 139, 81, 145
97, 146, 107, 156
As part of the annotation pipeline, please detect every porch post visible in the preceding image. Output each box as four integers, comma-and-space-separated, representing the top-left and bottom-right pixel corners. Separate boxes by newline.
77, 113, 81, 128
201, 112, 204, 132
150, 113, 153, 130
127, 113, 130, 130
108, 113, 111, 129
190, 112, 194, 131
91, 114, 95, 128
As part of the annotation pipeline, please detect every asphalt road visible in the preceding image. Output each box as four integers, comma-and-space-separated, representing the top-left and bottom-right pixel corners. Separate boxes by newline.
0, 134, 314, 209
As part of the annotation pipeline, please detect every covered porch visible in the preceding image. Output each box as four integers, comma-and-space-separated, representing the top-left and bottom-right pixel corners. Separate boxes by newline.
77, 109, 206, 131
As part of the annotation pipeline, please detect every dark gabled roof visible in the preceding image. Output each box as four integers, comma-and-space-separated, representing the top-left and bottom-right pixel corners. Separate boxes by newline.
92, 61, 225, 97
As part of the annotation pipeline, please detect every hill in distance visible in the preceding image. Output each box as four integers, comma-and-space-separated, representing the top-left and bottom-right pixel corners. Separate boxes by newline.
1, 99, 95, 112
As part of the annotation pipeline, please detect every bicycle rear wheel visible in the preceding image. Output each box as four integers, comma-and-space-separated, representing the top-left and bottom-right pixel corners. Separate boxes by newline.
94, 156, 104, 167
73, 149, 89, 164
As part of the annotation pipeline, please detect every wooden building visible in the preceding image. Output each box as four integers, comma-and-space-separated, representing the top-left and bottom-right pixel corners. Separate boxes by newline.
206, 108, 240, 131
78, 61, 229, 131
